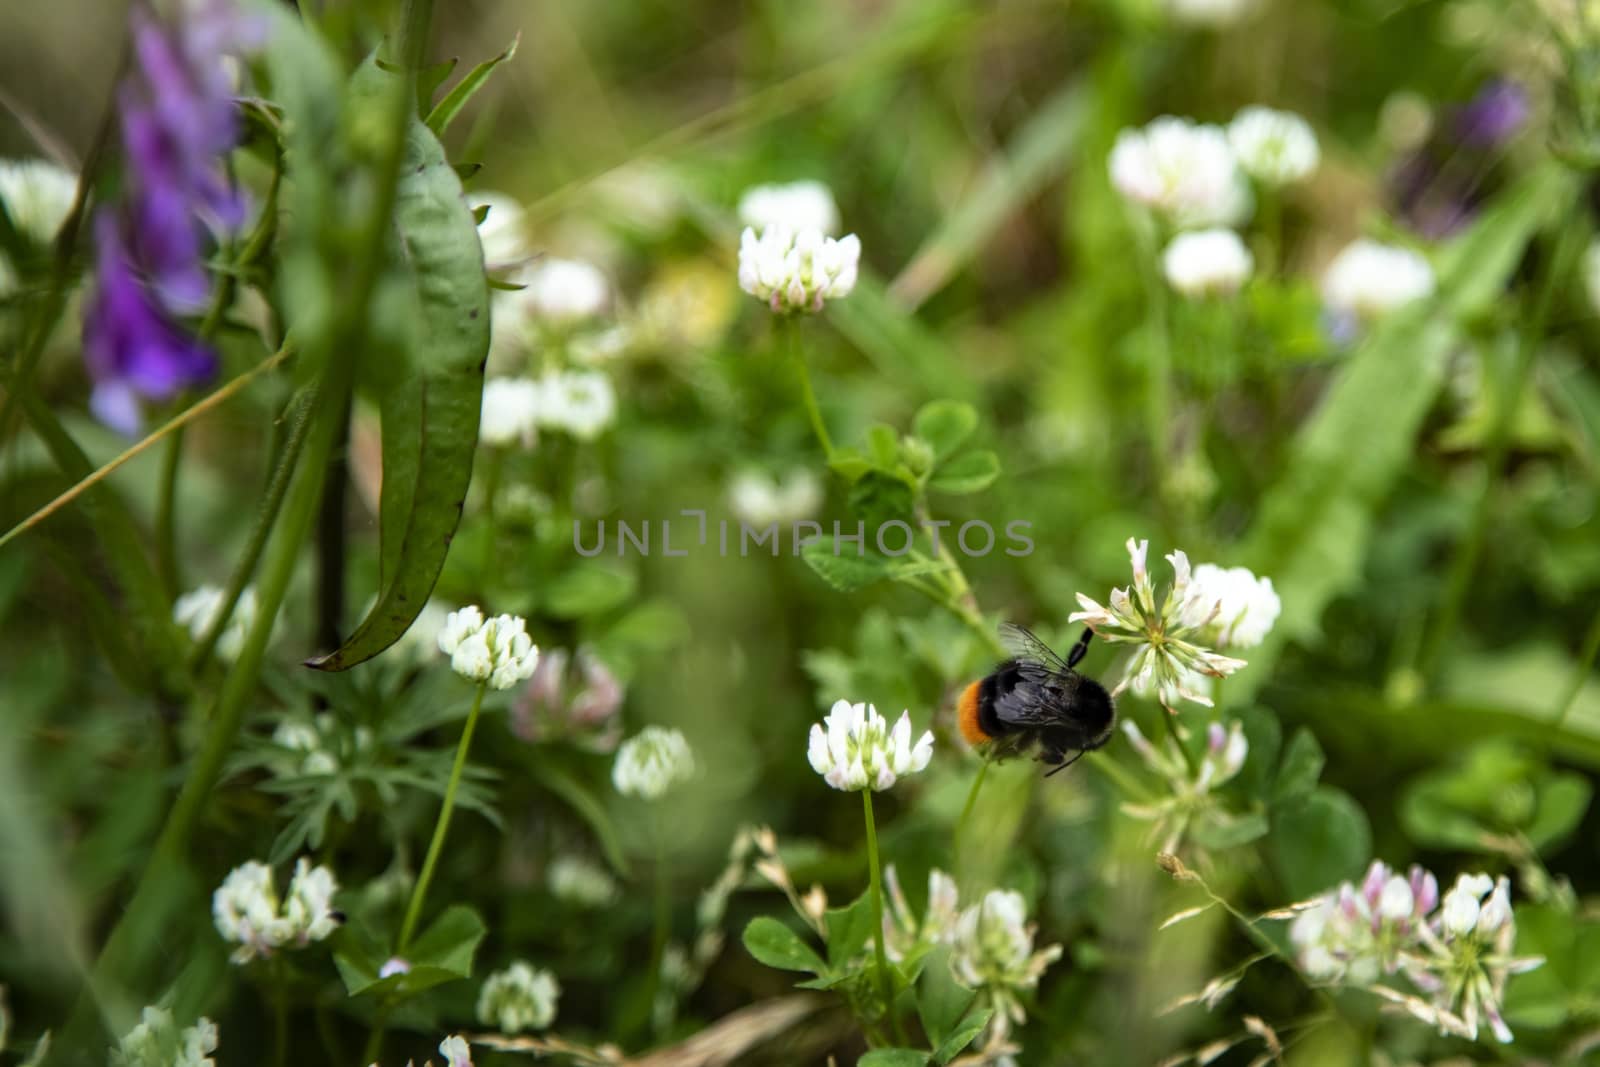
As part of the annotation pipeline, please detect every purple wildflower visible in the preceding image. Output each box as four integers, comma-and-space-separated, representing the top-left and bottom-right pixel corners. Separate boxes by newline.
81, 0, 263, 433
84, 214, 216, 435
1455, 81, 1529, 148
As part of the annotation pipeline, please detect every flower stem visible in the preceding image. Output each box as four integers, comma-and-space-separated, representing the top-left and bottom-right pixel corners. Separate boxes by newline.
954, 757, 991, 862
1549, 603, 1600, 740
1161, 707, 1199, 778
787, 319, 835, 461
647, 822, 671, 1032
155, 423, 184, 597
860, 789, 903, 1044
398, 682, 487, 950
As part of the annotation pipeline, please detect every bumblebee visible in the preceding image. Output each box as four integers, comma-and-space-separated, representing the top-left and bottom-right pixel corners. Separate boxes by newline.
956, 624, 1115, 775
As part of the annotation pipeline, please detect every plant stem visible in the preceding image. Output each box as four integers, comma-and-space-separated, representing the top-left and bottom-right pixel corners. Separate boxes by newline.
1549, 604, 1600, 740
1417, 217, 1581, 684
860, 789, 904, 1045
954, 758, 991, 862
647, 822, 671, 1032
191, 381, 315, 672
155, 424, 184, 597
272, 958, 289, 1067
787, 319, 835, 461
1161, 707, 1199, 778
398, 682, 487, 949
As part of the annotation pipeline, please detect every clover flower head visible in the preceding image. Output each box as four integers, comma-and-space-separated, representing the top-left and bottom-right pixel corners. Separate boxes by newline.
883, 864, 962, 961
173, 583, 259, 662
112, 1006, 218, 1067
1162, 228, 1253, 297
1283, 862, 1541, 1044
479, 377, 543, 449
513, 648, 625, 752
477, 961, 561, 1033
953, 890, 1064, 1043
1164, 0, 1258, 26
212, 857, 339, 963
546, 855, 620, 907
1322, 239, 1435, 321
1068, 538, 1249, 712
437, 606, 539, 690
1121, 718, 1250, 851
728, 469, 823, 528
806, 700, 933, 792
522, 258, 609, 323
1108, 117, 1249, 229
738, 180, 840, 235
738, 225, 861, 314
536, 368, 617, 441
438, 1035, 474, 1067
613, 725, 696, 799
1188, 563, 1281, 649
0, 157, 77, 246
1227, 106, 1320, 186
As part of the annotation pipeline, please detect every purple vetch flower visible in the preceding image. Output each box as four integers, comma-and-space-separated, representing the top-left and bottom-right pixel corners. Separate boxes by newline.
84, 214, 216, 435
1455, 81, 1529, 148
81, 0, 263, 433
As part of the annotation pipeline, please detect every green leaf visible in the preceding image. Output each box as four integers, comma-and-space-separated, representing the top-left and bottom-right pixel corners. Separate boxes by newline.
542, 563, 637, 619
742, 917, 827, 974
426, 34, 520, 136
828, 449, 875, 482
1236, 166, 1574, 702
1190, 810, 1270, 850
415, 56, 459, 112
825, 892, 875, 970
932, 1005, 993, 1064
803, 537, 891, 592
334, 904, 486, 997
858, 1050, 930, 1067
867, 423, 901, 468
928, 451, 999, 495
1269, 786, 1372, 900
310, 96, 490, 670
913, 400, 978, 462
536, 762, 631, 877
916, 947, 975, 1050
1274, 728, 1325, 802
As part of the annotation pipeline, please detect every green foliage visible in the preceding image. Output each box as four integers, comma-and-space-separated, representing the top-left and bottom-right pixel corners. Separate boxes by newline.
1400, 740, 1592, 854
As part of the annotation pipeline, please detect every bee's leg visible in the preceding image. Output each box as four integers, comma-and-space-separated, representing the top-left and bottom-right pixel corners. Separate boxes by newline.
1044, 750, 1087, 777
1066, 627, 1094, 669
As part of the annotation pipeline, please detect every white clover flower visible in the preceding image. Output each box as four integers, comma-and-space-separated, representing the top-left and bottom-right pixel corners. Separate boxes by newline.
1285, 861, 1438, 986
112, 1006, 218, 1067
1322, 239, 1436, 321
806, 700, 933, 792
519, 258, 609, 323
1068, 538, 1249, 712
1108, 118, 1249, 229
212, 861, 288, 963
737, 180, 840, 235
212, 857, 338, 964
1121, 718, 1250, 851
1164, 0, 1258, 26
738, 225, 861, 314
1227, 107, 1320, 186
479, 377, 543, 449
953, 890, 1064, 1044
438, 1035, 474, 1067
437, 606, 540, 690
477, 961, 561, 1033
1162, 228, 1253, 296
0, 158, 77, 245
283, 857, 341, 944
173, 584, 260, 663
1409, 874, 1541, 1043
471, 192, 530, 270
271, 717, 339, 776
728, 469, 823, 528
883, 864, 963, 961
536, 369, 616, 441
1188, 563, 1281, 649
1583, 239, 1600, 314
546, 855, 620, 907
613, 725, 696, 799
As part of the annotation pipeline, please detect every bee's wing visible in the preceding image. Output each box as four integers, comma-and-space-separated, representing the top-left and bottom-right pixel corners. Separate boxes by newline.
990, 668, 1081, 727
999, 623, 1074, 674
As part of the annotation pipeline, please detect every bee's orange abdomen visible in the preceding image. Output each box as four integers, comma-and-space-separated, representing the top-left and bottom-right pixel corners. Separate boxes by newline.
957, 680, 989, 745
